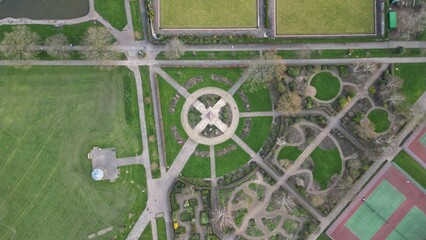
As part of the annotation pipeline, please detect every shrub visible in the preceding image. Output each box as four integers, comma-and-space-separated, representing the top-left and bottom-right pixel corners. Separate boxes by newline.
200, 211, 209, 225
395, 46, 405, 54
369, 86, 376, 95
175, 226, 186, 234
287, 68, 299, 78
338, 95, 348, 108
352, 113, 365, 124
339, 65, 348, 78
305, 97, 314, 109
180, 211, 194, 222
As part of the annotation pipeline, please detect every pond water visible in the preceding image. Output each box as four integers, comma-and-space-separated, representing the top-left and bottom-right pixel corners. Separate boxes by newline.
0, 0, 89, 20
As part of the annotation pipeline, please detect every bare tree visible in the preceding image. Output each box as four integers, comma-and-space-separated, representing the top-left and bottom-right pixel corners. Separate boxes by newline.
310, 194, 325, 207
244, 50, 286, 93
351, 60, 377, 82
386, 93, 406, 107
45, 33, 70, 59
357, 118, 378, 140
292, 77, 307, 96
347, 159, 362, 179
371, 135, 395, 153
81, 27, 117, 60
380, 76, 403, 96
212, 207, 233, 231
336, 175, 355, 195
272, 191, 296, 212
164, 37, 185, 59
244, 61, 286, 92
1, 25, 40, 60
276, 91, 302, 116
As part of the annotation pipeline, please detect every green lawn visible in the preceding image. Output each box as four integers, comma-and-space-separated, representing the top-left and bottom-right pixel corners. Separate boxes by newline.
393, 151, 426, 188
0, 66, 146, 239
140, 67, 161, 178
157, 75, 187, 166
215, 140, 251, 177
317, 233, 332, 240
310, 72, 341, 101
181, 145, 211, 178
243, 117, 272, 152
159, 0, 258, 29
141, 223, 152, 239
276, 0, 375, 35
130, 0, 144, 40
156, 217, 167, 240
278, 146, 303, 162
156, 51, 260, 60
0, 21, 105, 45
235, 85, 272, 112
310, 147, 342, 189
368, 109, 391, 133
395, 63, 426, 106
162, 67, 243, 92
277, 48, 426, 59
95, 0, 127, 30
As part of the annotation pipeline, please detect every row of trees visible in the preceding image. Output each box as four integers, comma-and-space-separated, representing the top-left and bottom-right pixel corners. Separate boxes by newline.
0, 25, 116, 60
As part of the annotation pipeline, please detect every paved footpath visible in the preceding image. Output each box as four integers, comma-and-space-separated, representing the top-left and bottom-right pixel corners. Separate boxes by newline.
1, 3, 426, 239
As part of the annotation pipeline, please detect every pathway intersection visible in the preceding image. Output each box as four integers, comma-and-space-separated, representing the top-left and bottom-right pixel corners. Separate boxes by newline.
0, 1, 425, 239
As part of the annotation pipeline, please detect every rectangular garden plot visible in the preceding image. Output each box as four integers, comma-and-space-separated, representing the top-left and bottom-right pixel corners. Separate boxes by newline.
159, 0, 258, 29
275, 0, 375, 36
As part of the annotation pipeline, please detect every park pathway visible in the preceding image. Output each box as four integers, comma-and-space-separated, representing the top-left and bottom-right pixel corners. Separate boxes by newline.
0, 3, 426, 239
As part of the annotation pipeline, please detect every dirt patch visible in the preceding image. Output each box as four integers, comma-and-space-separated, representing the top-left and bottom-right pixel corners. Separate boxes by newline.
390, 5, 426, 40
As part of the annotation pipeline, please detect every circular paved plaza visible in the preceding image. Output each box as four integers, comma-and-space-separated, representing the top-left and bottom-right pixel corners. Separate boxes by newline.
181, 87, 240, 145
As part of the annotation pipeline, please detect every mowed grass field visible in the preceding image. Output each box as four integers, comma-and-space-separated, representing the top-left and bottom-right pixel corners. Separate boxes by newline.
0, 66, 146, 239
276, 0, 375, 35
159, 0, 258, 29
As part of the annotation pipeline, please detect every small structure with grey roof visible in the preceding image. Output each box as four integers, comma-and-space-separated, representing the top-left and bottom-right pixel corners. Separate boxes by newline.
88, 147, 119, 182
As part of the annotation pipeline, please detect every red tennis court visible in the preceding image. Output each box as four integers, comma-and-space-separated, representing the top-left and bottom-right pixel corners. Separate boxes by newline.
327, 163, 426, 240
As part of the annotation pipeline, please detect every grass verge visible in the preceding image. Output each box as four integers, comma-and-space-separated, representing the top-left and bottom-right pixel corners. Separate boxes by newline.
156, 217, 167, 240
157, 75, 187, 166
0, 21, 105, 45
156, 51, 260, 60
140, 66, 161, 178
141, 223, 152, 239
95, 0, 127, 30
393, 151, 426, 188
277, 48, 426, 59
130, 0, 144, 40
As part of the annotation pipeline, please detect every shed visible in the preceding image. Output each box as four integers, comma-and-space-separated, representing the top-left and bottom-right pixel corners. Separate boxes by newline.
389, 11, 397, 29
